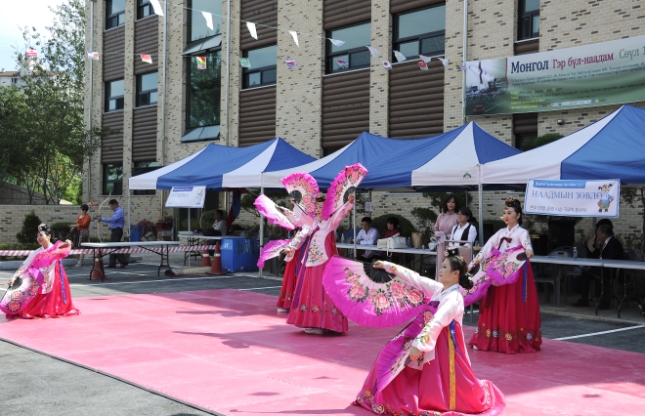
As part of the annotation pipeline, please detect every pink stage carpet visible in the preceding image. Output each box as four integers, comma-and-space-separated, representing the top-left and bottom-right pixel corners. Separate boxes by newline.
1, 289, 644, 415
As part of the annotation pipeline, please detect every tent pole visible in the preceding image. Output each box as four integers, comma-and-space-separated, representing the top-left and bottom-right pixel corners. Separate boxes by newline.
259, 186, 264, 279
187, 208, 191, 267
478, 183, 484, 247
127, 190, 131, 239
353, 200, 357, 259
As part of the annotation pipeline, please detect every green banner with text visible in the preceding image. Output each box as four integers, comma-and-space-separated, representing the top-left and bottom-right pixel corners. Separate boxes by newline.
465, 35, 645, 116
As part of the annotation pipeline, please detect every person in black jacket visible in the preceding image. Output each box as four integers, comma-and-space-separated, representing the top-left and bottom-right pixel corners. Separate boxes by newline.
573, 221, 623, 308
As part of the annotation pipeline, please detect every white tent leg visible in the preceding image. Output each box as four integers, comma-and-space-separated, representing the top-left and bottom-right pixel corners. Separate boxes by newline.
259, 187, 264, 279
127, 190, 131, 239
478, 183, 484, 246
187, 208, 191, 267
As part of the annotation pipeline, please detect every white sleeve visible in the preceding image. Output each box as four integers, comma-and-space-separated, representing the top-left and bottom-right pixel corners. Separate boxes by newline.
412, 292, 463, 353
519, 228, 533, 251
470, 229, 499, 268
467, 225, 477, 245
382, 261, 443, 297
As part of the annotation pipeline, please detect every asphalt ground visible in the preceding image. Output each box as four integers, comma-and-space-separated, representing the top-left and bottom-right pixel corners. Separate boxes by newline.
0, 258, 644, 415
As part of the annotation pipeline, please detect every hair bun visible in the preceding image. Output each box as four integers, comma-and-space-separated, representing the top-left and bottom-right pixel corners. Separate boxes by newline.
446, 246, 460, 257
38, 223, 48, 232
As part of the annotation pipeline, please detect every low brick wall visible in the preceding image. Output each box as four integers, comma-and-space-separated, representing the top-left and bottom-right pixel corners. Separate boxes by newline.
0, 205, 82, 244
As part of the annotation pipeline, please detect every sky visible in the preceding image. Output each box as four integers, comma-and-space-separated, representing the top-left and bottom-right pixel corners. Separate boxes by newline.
0, 0, 66, 72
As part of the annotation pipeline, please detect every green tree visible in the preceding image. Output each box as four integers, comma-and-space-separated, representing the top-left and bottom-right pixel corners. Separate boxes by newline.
0, 86, 28, 192
12, 0, 104, 204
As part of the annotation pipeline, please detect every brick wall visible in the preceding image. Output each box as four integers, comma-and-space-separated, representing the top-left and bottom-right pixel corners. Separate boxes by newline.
0, 205, 81, 244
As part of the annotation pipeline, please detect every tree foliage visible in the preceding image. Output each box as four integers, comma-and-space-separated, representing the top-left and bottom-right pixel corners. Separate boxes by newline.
0, 0, 105, 204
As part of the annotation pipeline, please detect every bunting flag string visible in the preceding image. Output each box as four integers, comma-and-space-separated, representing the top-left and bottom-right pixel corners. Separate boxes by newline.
437, 57, 449, 67
246, 22, 258, 40
239, 57, 251, 68
365, 45, 379, 57
87, 51, 100, 61
289, 31, 299, 47
196, 56, 207, 70
329, 39, 345, 47
285, 58, 296, 69
151, 0, 164, 17
382, 60, 392, 71
418, 54, 431, 63
202, 11, 213, 30
393, 50, 406, 62
141, 54, 153, 64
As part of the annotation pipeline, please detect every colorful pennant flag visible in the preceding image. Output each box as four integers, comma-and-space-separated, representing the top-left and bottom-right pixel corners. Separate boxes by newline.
437, 57, 449, 67
329, 39, 345, 47
382, 61, 392, 71
141, 54, 153, 64
239, 57, 251, 68
87, 51, 100, 61
455, 60, 464, 71
25, 48, 38, 59
336, 58, 348, 68
202, 11, 213, 30
365, 45, 378, 57
418, 54, 431, 63
418, 60, 428, 71
393, 50, 406, 62
285, 58, 296, 69
289, 31, 299, 47
150, 0, 163, 17
246, 22, 258, 40
196, 56, 207, 70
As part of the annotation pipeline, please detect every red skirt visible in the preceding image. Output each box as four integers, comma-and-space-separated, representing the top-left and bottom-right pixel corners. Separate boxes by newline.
17, 262, 79, 319
276, 247, 301, 309
468, 263, 541, 354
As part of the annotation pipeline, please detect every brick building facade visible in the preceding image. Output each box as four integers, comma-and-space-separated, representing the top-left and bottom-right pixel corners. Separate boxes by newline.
83, 0, 645, 251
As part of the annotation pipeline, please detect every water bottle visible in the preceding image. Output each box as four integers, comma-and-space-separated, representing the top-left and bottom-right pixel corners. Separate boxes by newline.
573, 247, 578, 260
406, 237, 412, 248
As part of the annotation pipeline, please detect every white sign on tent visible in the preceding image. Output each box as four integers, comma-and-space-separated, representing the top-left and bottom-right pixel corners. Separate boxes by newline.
165, 186, 206, 208
524, 179, 620, 218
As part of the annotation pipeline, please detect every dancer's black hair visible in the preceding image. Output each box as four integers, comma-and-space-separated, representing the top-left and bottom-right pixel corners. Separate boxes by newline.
445, 247, 474, 290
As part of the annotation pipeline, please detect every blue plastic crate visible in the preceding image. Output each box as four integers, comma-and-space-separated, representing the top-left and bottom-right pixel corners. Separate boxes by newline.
220, 238, 259, 272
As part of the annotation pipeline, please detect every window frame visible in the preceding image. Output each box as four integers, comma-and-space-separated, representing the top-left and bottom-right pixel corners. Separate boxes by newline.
137, 0, 154, 20
393, 4, 446, 61
132, 161, 158, 195
106, 0, 126, 30
105, 79, 125, 112
517, 0, 540, 41
242, 45, 277, 89
189, 0, 222, 42
102, 163, 123, 196
136, 72, 158, 107
184, 49, 222, 142
325, 22, 372, 75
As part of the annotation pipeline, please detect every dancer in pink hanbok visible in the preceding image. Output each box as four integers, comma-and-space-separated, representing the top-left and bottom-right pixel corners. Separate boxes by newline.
255, 164, 367, 334
2, 223, 79, 319
323, 249, 505, 415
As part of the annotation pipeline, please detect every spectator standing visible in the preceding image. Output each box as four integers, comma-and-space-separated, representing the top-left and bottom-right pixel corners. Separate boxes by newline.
96, 199, 128, 269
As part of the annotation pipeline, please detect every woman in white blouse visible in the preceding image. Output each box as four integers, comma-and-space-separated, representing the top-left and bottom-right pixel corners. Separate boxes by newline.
449, 207, 477, 247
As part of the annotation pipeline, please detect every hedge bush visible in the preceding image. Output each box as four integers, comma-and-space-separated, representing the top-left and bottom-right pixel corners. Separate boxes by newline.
16, 210, 42, 244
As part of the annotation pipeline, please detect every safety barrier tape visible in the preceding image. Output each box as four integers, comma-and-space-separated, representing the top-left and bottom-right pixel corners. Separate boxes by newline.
0, 245, 219, 257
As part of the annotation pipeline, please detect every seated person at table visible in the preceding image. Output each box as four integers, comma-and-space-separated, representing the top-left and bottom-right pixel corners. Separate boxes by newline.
383, 217, 401, 238
212, 210, 227, 236
573, 221, 623, 309
352, 217, 379, 261
449, 207, 478, 247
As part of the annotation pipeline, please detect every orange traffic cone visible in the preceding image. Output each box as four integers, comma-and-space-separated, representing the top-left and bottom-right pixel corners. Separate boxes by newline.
90, 257, 105, 280
201, 249, 211, 267
206, 242, 226, 275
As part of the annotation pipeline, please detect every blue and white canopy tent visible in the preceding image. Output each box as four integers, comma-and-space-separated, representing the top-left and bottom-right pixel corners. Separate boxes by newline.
481, 105, 645, 185
129, 138, 316, 191
128, 138, 316, 273
262, 122, 521, 244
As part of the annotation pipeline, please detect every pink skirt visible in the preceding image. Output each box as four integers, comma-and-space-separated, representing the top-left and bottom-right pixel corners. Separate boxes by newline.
13, 262, 79, 319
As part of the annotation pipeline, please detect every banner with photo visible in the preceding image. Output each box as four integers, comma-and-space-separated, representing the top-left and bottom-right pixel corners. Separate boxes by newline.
465, 35, 645, 115
165, 186, 206, 208
524, 179, 620, 218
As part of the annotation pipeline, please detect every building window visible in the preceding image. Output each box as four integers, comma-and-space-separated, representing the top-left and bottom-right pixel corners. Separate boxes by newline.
103, 163, 123, 195
184, 51, 221, 142
137, 0, 154, 20
326, 22, 371, 74
11, 78, 18, 84
518, 0, 540, 40
106, 0, 126, 30
394, 5, 446, 60
132, 162, 158, 195
190, 0, 222, 42
136, 72, 158, 107
243, 45, 277, 89
105, 79, 124, 112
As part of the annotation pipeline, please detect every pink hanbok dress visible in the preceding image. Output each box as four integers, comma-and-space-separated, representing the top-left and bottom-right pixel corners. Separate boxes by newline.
355, 263, 505, 416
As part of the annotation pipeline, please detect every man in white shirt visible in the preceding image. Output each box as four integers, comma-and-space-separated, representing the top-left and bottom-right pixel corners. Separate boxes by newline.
353, 217, 379, 260
212, 210, 227, 236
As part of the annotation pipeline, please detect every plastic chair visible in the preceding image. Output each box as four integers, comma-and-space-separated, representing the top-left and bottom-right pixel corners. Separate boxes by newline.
534, 247, 571, 306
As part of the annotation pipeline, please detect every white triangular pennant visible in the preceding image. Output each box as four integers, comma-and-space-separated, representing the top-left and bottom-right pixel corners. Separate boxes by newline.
437, 57, 448, 67
365, 45, 378, 57
150, 0, 163, 17
419, 54, 431, 63
202, 11, 213, 30
393, 50, 406, 62
329, 39, 345, 47
246, 22, 258, 40
289, 31, 299, 47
